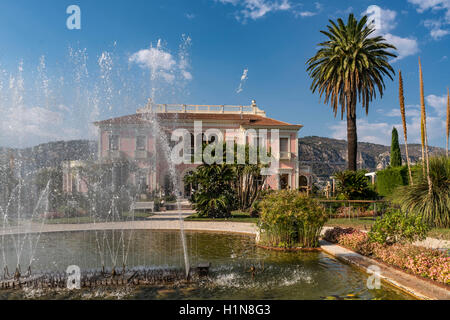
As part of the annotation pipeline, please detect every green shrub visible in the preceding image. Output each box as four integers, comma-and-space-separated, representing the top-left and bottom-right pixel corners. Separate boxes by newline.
376, 166, 409, 197
368, 210, 429, 245
185, 164, 237, 218
334, 170, 378, 200
392, 156, 450, 228
258, 190, 328, 248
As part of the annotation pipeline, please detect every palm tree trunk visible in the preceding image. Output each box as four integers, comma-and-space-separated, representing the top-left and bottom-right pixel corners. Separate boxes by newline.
347, 103, 358, 171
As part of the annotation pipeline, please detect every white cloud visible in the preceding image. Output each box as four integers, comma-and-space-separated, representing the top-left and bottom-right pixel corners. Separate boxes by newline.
217, 0, 292, 21
384, 105, 421, 118
129, 46, 176, 73
129, 37, 193, 83
294, 2, 323, 18
383, 33, 420, 62
408, 0, 450, 39
348, 94, 447, 146
330, 116, 445, 146
408, 0, 450, 20
363, 5, 419, 61
185, 13, 196, 20
426, 94, 447, 116
365, 5, 397, 35
0, 106, 74, 143
330, 119, 393, 145
424, 19, 450, 39
236, 68, 249, 93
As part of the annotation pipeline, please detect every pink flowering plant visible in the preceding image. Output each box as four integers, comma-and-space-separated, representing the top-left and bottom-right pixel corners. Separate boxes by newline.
332, 228, 450, 285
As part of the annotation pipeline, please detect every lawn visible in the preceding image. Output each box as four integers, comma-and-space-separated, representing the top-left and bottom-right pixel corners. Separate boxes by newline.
40, 216, 96, 225
37, 211, 154, 225
185, 211, 258, 223
325, 217, 376, 231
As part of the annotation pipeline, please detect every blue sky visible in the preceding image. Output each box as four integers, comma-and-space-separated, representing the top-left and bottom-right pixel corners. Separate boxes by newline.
0, 0, 448, 148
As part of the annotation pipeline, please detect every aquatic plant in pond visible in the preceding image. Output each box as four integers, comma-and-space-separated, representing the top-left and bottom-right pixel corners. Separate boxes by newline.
258, 190, 328, 248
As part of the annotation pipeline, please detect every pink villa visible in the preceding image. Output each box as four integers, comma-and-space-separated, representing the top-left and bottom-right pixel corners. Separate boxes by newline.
63, 100, 313, 198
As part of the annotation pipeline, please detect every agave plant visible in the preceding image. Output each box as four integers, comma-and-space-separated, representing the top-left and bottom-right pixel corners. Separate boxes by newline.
446, 87, 449, 157
398, 71, 413, 184
393, 156, 450, 228
419, 58, 432, 191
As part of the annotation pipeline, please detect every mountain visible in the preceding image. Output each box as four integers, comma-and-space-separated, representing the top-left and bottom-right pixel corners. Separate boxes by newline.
0, 140, 97, 172
0, 137, 446, 180
298, 136, 446, 179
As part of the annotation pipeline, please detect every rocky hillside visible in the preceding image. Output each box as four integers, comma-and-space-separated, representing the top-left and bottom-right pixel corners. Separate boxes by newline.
0, 140, 97, 172
299, 136, 445, 178
0, 137, 445, 179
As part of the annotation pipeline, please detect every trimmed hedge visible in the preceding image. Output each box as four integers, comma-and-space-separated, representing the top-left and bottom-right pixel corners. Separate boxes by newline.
376, 166, 409, 197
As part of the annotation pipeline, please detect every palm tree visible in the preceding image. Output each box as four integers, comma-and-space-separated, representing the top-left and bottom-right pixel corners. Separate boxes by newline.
307, 14, 397, 171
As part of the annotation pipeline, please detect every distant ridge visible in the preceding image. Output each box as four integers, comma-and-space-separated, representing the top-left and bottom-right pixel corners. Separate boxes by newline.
0, 137, 445, 179
0, 140, 97, 171
299, 136, 445, 178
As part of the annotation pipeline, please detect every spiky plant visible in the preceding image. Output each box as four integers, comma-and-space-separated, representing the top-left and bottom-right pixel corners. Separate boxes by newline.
398, 71, 413, 184
393, 156, 450, 228
419, 58, 432, 192
447, 87, 449, 157
306, 14, 396, 171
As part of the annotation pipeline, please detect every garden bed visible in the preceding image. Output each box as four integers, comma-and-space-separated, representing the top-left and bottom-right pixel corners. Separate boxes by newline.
323, 227, 450, 286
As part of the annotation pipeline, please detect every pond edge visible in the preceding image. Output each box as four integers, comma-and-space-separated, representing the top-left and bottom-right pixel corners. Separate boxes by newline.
319, 240, 450, 300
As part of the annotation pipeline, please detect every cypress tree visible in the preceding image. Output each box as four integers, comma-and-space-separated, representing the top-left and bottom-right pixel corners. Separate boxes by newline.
390, 127, 402, 167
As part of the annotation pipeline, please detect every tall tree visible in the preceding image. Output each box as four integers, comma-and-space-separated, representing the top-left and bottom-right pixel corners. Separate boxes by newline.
306, 14, 397, 171
390, 127, 402, 167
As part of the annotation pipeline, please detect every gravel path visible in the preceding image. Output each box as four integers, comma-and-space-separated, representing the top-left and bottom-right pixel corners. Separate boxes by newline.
0, 211, 257, 236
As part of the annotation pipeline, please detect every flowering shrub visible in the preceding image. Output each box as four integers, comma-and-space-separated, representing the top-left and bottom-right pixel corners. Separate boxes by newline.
337, 231, 374, 256
330, 227, 450, 285
323, 227, 356, 243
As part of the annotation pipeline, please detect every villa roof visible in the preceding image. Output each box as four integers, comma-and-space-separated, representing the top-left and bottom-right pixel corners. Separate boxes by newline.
94, 113, 303, 130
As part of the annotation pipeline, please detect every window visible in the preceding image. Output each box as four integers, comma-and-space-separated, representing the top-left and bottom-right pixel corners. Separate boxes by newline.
109, 135, 119, 151
280, 174, 290, 190
136, 136, 146, 151
280, 137, 290, 159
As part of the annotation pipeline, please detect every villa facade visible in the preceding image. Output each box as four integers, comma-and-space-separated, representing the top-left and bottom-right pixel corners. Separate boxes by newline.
64, 100, 312, 197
